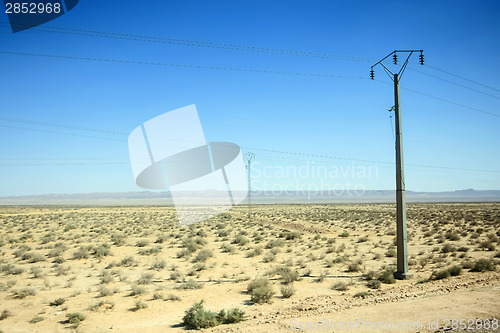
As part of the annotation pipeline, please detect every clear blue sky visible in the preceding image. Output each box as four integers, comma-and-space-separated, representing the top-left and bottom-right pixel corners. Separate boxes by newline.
1, 0, 499, 196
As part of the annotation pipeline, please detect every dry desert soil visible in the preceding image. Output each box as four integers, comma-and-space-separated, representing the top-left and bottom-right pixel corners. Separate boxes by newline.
0, 203, 499, 333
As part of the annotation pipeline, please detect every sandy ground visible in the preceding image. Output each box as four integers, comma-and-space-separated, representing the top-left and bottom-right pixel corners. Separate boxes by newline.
0, 203, 498, 333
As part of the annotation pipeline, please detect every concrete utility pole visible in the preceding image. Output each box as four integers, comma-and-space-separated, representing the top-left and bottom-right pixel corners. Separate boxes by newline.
371, 50, 424, 280
244, 152, 255, 221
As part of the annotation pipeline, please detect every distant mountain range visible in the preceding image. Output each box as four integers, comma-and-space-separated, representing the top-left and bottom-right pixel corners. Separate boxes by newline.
0, 189, 499, 205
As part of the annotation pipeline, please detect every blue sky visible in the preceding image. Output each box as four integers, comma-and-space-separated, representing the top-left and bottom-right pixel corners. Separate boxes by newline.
1, 0, 499, 196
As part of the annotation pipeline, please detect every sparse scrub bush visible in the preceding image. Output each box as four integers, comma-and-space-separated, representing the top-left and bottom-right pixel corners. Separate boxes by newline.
131, 299, 148, 311
367, 280, 381, 289
331, 281, 349, 291
66, 312, 85, 327
150, 259, 167, 271
471, 258, 496, 272
49, 297, 66, 306
177, 279, 203, 290
129, 284, 146, 296
378, 268, 396, 284
12, 288, 36, 299
193, 249, 213, 263
29, 315, 44, 324
0, 310, 12, 320
247, 278, 274, 304
137, 272, 154, 285
280, 285, 295, 298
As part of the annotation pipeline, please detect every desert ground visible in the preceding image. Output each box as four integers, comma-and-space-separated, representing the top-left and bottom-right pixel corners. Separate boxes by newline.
0, 203, 498, 333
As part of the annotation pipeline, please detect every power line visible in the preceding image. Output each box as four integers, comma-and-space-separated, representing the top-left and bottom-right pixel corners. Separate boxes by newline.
2, 22, 498, 99
2, 117, 498, 175
426, 64, 500, 93
0, 50, 366, 80
409, 67, 500, 100
0, 22, 374, 62
375, 80, 500, 118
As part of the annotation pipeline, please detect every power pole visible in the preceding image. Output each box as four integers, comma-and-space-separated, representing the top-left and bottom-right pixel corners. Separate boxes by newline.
371, 50, 424, 280
244, 152, 255, 221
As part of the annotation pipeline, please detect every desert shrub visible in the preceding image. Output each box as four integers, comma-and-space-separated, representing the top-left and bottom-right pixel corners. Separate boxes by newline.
448, 265, 462, 276
73, 246, 90, 260
193, 249, 213, 263
262, 253, 276, 263
110, 233, 126, 246
131, 299, 148, 311
93, 244, 111, 258
220, 243, 236, 253
97, 285, 117, 297
137, 272, 154, 285
0, 310, 12, 320
331, 281, 349, 291
445, 231, 460, 241
23, 252, 46, 263
30, 266, 43, 279
150, 259, 167, 271
247, 278, 274, 304
431, 269, 450, 280
49, 297, 66, 306
138, 246, 161, 256
479, 240, 495, 251
246, 246, 263, 258
277, 267, 300, 284
12, 288, 36, 299
66, 312, 85, 327
182, 301, 219, 329
0, 264, 24, 275
223, 308, 245, 324
265, 239, 285, 249
441, 243, 457, 253
280, 231, 301, 240
280, 285, 295, 298
340, 230, 349, 238
385, 249, 396, 258
129, 285, 146, 296
165, 293, 181, 301
177, 279, 203, 290
232, 234, 249, 246
29, 315, 44, 324
347, 262, 363, 272
354, 291, 371, 299
119, 256, 137, 267
155, 234, 168, 244
136, 239, 149, 247
100, 270, 114, 284
367, 279, 381, 289
88, 299, 115, 312
471, 258, 496, 272
378, 268, 396, 284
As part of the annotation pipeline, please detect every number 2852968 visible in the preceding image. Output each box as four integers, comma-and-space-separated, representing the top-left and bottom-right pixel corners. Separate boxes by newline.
5, 2, 62, 14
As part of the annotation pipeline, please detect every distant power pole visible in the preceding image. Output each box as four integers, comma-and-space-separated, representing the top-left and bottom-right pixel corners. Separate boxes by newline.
244, 152, 255, 221
370, 50, 424, 280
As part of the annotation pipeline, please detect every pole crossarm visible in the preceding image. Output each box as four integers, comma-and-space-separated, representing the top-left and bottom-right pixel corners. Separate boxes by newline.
370, 50, 424, 81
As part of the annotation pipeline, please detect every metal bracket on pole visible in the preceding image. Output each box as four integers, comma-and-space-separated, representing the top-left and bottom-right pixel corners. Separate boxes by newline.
370, 50, 424, 280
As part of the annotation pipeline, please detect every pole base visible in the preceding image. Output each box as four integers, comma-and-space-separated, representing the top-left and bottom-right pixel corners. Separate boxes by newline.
393, 271, 412, 280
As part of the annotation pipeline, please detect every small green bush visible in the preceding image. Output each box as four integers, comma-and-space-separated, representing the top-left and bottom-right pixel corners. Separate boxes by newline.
471, 258, 496, 272
182, 301, 219, 329
66, 312, 85, 327
49, 297, 66, 306
247, 278, 274, 304
280, 285, 295, 298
